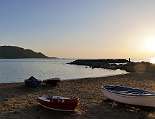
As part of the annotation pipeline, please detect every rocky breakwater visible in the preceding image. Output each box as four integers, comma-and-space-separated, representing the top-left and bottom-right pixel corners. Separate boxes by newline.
68, 59, 155, 73
68, 59, 130, 70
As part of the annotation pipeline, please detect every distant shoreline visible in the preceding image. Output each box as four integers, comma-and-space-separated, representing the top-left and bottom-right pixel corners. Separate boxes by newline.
0, 57, 59, 59
0, 46, 48, 59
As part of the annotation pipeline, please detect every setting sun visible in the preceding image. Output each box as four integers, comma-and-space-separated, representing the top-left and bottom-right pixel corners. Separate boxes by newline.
150, 57, 155, 64
143, 36, 155, 53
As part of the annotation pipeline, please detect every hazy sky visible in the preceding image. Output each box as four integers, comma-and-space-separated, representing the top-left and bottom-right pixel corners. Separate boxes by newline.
0, 0, 155, 59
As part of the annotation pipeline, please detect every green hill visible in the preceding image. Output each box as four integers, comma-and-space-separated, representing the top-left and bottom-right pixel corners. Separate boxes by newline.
0, 46, 48, 59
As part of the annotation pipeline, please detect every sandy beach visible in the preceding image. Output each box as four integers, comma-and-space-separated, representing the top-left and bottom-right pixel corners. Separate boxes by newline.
1, 73, 155, 119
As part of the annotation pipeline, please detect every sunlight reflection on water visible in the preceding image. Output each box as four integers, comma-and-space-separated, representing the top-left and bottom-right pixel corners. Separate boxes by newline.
0, 59, 127, 83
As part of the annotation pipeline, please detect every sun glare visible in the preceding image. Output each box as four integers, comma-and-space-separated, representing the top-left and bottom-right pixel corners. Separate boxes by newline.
150, 57, 155, 64
144, 36, 155, 52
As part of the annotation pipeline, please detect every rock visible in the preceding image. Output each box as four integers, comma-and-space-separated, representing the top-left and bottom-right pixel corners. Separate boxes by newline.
24, 76, 41, 88
43, 78, 60, 87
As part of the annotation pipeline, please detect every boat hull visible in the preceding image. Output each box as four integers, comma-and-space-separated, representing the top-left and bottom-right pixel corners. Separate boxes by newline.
102, 86, 155, 107
37, 96, 79, 111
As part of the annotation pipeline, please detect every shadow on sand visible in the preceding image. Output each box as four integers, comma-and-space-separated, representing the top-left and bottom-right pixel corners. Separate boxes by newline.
0, 105, 81, 119
72, 99, 155, 119
1, 99, 155, 119
0, 83, 57, 103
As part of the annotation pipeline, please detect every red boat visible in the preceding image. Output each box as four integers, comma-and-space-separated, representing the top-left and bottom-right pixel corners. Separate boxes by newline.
37, 95, 79, 111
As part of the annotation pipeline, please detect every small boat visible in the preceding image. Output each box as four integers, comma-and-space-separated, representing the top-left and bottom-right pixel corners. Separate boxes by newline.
37, 95, 79, 111
102, 85, 155, 107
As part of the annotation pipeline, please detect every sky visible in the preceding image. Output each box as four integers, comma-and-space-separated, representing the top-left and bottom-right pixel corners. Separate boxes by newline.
0, 0, 155, 59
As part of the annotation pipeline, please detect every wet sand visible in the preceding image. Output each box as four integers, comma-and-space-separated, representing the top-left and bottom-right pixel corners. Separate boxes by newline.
0, 72, 155, 119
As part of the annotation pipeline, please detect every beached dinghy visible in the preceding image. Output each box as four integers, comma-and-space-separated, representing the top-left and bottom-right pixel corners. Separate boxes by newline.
102, 85, 155, 107
37, 95, 79, 111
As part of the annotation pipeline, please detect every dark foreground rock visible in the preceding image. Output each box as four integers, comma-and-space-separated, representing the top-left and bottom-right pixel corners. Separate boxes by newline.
43, 78, 61, 87
24, 76, 41, 88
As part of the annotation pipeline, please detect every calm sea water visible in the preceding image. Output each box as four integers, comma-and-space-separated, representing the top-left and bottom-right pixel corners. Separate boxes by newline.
0, 59, 127, 83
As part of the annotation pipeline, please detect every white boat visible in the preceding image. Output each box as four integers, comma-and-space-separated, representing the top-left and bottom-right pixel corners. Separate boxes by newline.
102, 85, 155, 107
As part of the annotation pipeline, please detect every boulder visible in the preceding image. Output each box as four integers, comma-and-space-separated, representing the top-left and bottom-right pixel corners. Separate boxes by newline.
25, 76, 41, 88
43, 78, 60, 87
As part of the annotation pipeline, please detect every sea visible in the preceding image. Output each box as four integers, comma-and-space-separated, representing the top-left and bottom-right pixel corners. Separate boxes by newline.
0, 59, 127, 83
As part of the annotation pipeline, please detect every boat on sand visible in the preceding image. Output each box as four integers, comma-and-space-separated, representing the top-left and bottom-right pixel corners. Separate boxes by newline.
102, 85, 155, 107
37, 95, 79, 111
